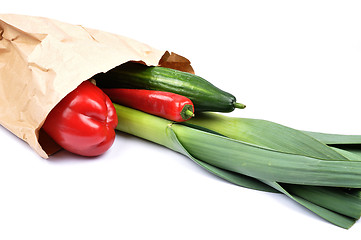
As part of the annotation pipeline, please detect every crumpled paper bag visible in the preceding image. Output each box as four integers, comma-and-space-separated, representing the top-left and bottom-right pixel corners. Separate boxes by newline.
0, 14, 193, 158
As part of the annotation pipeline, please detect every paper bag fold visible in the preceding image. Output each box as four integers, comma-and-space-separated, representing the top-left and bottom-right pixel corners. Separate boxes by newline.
0, 14, 193, 158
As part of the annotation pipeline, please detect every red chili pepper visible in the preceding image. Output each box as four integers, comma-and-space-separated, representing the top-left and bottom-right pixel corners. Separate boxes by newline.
42, 81, 118, 157
102, 89, 195, 122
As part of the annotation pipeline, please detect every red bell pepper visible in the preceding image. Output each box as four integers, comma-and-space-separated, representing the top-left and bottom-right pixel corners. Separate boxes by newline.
42, 81, 118, 157
102, 88, 195, 122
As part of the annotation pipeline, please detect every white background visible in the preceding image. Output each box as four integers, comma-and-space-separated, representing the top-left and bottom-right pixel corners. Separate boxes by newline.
2, 1, 361, 239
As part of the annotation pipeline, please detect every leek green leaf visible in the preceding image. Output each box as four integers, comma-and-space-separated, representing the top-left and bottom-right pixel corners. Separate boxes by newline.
172, 124, 361, 187
266, 181, 358, 229
186, 113, 347, 161
303, 131, 361, 145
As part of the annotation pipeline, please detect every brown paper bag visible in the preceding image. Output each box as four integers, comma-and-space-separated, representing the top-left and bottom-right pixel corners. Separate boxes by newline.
0, 14, 193, 158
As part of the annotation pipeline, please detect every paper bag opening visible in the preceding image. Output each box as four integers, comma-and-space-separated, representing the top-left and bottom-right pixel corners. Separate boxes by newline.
0, 14, 193, 158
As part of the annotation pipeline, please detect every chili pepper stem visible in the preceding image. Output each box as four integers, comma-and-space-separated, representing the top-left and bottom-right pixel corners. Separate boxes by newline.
186, 109, 195, 118
180, 104, 195, 121
234, 102, 246, 109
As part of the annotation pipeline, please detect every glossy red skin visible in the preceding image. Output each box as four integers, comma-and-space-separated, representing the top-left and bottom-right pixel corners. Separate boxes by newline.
102, 89, 194, 122
42, 81, 118, 157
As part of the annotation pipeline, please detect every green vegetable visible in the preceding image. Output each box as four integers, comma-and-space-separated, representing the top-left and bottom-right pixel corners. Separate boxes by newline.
302, 130, 361, 145
184, 113, 348, 160
113, 103, 361, 229
95, 62, 245, 112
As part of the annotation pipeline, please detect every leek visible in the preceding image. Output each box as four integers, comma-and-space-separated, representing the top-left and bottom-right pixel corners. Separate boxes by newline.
113, 104, 361, 229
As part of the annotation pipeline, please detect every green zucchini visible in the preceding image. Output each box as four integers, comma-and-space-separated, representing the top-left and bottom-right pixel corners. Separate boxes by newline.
94, 62, 245, 113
